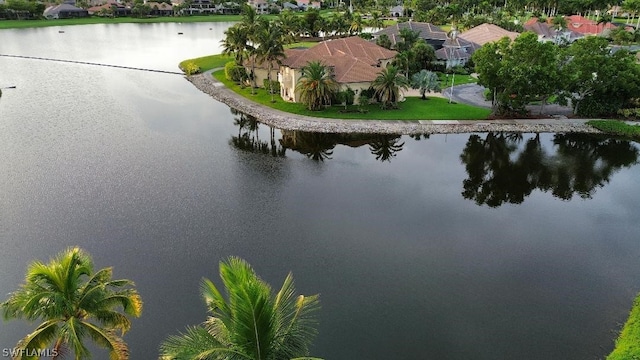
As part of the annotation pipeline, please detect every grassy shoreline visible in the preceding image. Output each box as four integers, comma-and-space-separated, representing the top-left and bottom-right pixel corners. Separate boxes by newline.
607, 293, 640, 360
586, 120, 640, 140
0, 15, 242, 29
211, 69, 491, 121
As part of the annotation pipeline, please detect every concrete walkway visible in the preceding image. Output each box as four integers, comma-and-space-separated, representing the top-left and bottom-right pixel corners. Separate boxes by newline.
188, 71, 600, 135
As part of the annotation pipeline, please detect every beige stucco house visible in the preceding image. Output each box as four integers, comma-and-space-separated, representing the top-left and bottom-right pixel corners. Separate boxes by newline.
247, 37, 397, 104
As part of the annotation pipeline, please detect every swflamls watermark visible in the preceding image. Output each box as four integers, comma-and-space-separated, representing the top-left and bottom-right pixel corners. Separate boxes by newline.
2, 348, 59, 357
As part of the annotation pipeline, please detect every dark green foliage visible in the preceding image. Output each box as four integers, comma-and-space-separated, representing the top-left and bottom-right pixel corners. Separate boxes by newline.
159, 257, 320, 360
263, 79, 280, 92
224, 61, 247, 83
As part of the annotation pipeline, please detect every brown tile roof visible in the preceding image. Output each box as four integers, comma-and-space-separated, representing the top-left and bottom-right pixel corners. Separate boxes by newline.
458, 23, 519, 45
280, 36, 397, 83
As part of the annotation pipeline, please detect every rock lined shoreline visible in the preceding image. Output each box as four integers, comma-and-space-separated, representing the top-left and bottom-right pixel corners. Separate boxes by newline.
187, 73, 602, 135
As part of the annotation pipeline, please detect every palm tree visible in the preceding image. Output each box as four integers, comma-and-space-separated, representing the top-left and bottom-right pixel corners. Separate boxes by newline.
368, 10, 384, 31
221, 24, 250, 66
255, 21, 286, 102
371, 65, 410, 109
295, 61, 340, 111
1, 247, 142, 360
277, 9, 301, 43
160, 257, 320, 360
411, 70, 441, 100
349, 12, 364, 35
239, 5, 261, 94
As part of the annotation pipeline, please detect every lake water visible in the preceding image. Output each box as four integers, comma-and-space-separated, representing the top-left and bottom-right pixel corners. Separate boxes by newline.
1, 22, 640, 360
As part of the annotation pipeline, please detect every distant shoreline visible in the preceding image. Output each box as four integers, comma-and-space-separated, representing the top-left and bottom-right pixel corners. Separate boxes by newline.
187, 71, 603, 135
0, 15, 241, 30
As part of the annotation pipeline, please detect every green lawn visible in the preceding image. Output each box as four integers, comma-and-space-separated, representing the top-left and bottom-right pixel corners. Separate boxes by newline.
212, 70, 491, 120
587, 120, 640, 139
439, 73, 477, 87
0, 15, 243, 29
607, 293, 640, 360
180, 54, 233, 73
179, 41, 319, 73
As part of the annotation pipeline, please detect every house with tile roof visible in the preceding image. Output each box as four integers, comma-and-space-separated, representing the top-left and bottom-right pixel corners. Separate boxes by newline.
88, 2, 131, 16
248, 0, 269, 14
458, 23, 519, 45
435, 32, 481, 68
523, 17, 583, 43
246, 37, 396, 103
43, 3, 88, 18
372, 21, 448, 50
564, 15, 617, 35
296, 0, 321, 10
279, 37, 397, 103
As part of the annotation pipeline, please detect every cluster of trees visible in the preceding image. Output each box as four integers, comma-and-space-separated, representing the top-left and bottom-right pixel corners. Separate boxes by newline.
473, 32, 640, 117
376, 28, 441, 76
1, 248, 320, 360
0, 0, 45, 20
222, 5, 287, 99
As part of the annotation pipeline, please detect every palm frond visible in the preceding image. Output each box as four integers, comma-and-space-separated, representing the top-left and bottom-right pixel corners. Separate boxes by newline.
14, 320, 60, 360
160, 326, 236, 360
80, 320, 129, 360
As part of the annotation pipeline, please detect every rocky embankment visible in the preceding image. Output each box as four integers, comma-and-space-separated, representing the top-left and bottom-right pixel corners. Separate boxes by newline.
187, 73, 602, 135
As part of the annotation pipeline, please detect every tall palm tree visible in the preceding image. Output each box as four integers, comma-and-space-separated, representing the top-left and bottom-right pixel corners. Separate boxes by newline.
239, 5, 261, 94
1, 247, 142, 360
160, 257, 320, 360
295, 61, 340, 111
371, 65, 410, 109
255, 21, 286, 102
221, 24, 250, 66
411, 70, 441, 100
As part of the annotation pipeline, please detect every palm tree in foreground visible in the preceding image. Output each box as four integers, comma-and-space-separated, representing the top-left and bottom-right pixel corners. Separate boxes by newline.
371, 65, 410, 109
160, 257, 321, 360
1, 247, 143, 360
295, 61, 339, 111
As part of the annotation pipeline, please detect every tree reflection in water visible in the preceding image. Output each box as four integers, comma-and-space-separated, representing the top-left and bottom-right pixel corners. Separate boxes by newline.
460, 132, 639, 207
279, 130, 409, 163
229, 108, 286, 157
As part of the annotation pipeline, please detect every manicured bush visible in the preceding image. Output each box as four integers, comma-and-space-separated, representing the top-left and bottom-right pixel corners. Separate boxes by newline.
181, 61, 200, 75
224, 61, 247, 83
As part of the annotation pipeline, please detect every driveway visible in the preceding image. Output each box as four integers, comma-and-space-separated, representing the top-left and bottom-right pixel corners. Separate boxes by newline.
442, 84, 574, 117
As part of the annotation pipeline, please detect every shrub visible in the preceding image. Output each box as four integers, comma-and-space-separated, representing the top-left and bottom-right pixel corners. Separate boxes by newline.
617, 108, 640, 120
224, 61, 247, 83
181, 61, 200, 75
263, 79, 280, 93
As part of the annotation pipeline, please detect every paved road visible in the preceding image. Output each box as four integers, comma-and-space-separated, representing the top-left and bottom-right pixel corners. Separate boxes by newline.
443, 84, 574, 117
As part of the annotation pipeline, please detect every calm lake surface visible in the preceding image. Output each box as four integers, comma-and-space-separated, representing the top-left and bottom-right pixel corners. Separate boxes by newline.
1, 22, 640, 360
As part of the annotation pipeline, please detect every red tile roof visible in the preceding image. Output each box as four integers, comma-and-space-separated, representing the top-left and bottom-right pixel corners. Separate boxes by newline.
565, 15, 617, 35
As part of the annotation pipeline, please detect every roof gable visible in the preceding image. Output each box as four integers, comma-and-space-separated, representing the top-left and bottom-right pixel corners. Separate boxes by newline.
458, 23, 519, 45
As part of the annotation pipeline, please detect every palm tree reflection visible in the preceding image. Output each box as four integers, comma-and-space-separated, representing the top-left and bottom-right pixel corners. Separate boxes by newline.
229, 108, 286, 157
